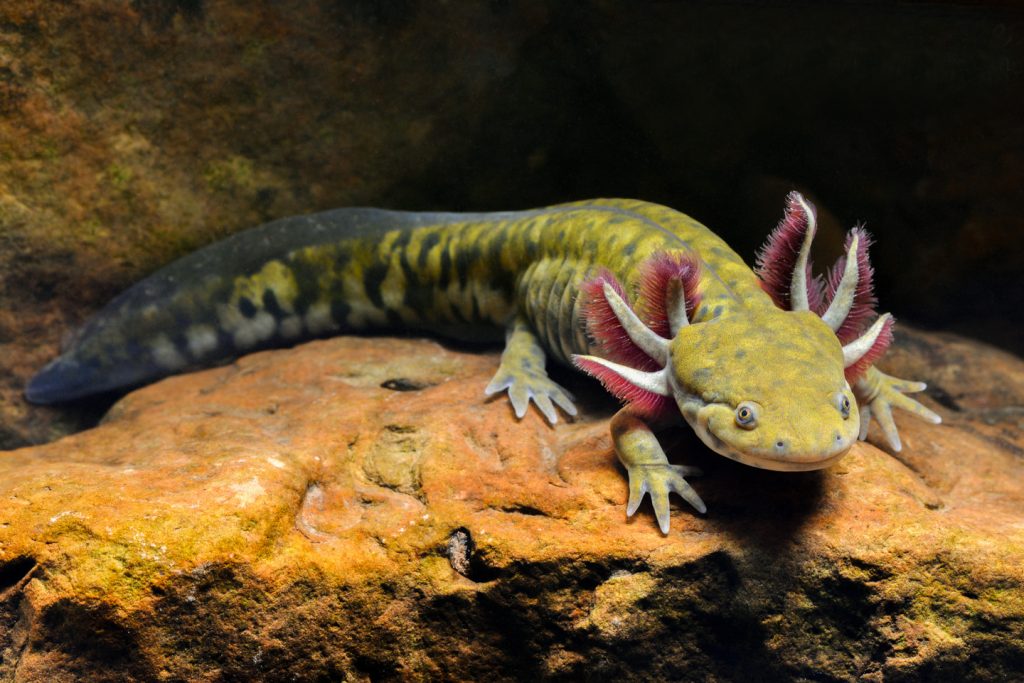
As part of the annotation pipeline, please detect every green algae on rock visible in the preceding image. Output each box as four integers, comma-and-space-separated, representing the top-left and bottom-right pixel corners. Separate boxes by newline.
1, 330, 1022, 680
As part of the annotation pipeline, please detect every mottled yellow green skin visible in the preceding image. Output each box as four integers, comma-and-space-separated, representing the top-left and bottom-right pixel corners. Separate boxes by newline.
31, 199, 775, 400
669, 309, 859, 471
28, 198, 872, 533
202, 199, 778, 360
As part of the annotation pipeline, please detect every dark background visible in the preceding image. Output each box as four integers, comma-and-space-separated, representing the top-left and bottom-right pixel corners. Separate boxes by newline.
1, 0, 1022, 446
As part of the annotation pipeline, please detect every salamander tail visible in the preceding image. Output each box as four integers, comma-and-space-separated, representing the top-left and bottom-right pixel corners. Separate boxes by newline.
25, 356, 105, 404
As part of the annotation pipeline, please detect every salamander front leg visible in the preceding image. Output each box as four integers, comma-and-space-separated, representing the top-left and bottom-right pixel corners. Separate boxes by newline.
611, 409, 705, 534
854, 366, 942, 452
484, 316, 577, 424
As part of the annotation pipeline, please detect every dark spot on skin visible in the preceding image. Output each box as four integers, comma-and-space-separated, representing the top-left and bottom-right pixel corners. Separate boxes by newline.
238, 297, 257, 318
692, 368, 712, 383
173, 334, 193, 362
395, 241, 423, 313
291, 293, 313, 318
403, 272, 434, 318
285, 257, 319, 316
262, 289, 284, 317
448, 295, 467, 324
471, 292, 481, 322
363, 263, 388, 309
522, 232, 540, 260
622, 241, 636, 257
172, 310, 193, 331
483, 237, 508, 292
216, 327, 236, 351
712, 305, 724, 318
735, 349, 746, 360
399, 249, 420, 290
330, 300, 351, 327
418, 231, 440, 270
392, 229, 413, 253
454, 245, 479, 290
439, 242, 452, 286
297, 248, 350, 315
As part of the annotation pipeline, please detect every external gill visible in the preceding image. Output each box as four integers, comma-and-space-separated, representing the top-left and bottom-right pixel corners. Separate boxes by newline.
571, 252, 707, 533
572, 252, 702, 417
755, 191, 942, 450
756, 191, 891, 376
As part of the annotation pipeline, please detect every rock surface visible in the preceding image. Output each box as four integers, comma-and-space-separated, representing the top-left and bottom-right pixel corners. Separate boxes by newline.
0, 328, 1022, 681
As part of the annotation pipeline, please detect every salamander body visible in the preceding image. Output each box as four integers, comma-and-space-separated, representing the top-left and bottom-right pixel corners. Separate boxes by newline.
27, 195, 939, 532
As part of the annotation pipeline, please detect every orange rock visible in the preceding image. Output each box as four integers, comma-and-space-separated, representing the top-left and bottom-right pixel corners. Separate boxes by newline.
0, 330, 1022, 680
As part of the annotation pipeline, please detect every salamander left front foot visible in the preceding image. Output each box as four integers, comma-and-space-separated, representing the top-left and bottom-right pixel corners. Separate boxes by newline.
485, 316, 577, 424
855, 367, 942, 451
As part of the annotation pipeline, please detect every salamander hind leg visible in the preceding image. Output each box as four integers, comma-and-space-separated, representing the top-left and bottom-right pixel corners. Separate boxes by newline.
484, 316, 577, 424
611, 409, 705, 534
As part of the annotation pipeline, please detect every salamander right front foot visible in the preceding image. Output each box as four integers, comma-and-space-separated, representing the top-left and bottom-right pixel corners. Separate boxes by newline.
625, 462, 706, 534
612, 409, 706, 534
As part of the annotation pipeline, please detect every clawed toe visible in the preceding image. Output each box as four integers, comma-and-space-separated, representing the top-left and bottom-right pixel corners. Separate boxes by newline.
486, 367, 577, 424
627, 463, 706, 534
856, 368, 943, 452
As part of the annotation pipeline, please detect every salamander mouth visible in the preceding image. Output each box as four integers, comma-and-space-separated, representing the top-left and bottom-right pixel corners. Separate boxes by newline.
719, 446, 849, 472
695, 411, 853, 472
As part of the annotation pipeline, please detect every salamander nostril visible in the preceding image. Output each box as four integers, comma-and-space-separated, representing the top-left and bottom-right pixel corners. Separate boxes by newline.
775, 440, 786, 452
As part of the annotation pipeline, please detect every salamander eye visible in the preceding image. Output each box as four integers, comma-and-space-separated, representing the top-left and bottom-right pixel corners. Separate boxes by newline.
735, 401, 759, 429
835, 392, 852, 419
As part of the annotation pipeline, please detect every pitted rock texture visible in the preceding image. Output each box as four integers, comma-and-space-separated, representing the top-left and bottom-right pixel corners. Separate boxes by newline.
1, 330, 1022, 681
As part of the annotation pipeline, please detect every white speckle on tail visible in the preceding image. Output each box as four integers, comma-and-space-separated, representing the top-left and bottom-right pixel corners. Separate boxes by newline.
279, 315, 303, 339
233, 311, 276, 348
186, 325, 219, 358
305, 302, 334, 335
152, 334, 188, 369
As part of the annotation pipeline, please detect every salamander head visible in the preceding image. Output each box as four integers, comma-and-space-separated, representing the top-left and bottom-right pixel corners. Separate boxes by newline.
669, 308, 859, 471
572, 246, 895, 471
